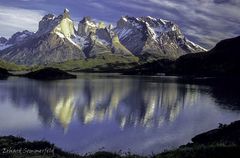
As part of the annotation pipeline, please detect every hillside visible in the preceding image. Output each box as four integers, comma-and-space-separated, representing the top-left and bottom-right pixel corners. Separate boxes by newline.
176, 36, 240, 76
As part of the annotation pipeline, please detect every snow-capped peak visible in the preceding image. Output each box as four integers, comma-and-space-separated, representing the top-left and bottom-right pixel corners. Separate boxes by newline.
78, 17, 97, 36
114, 15, 206, 55
0, 37, 12, 51
147, 16, 156, 21
64, 8, 70, 13
7, 30, 34, 45
86, 20, 97, 28
63, 8, 71, 19
0, 9, 207, 65
0, 37, 7, 44
122, 17, 128, 22
185, 39, 208, 52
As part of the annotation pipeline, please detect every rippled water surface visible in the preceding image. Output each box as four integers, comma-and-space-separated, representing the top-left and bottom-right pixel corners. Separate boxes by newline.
0, 74, 240, 155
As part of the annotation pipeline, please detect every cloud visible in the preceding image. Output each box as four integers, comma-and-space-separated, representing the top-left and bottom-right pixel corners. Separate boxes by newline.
71, 0, 240, 48
0, 6, 45, 38
126, 0, 240, 48
0, 0, 239, 48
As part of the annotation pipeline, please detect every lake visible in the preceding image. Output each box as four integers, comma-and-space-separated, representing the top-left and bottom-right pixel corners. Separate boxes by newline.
0, 73, 240, 155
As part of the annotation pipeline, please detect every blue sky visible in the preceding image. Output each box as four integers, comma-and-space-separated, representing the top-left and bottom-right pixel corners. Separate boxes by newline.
0, 0, 239, 48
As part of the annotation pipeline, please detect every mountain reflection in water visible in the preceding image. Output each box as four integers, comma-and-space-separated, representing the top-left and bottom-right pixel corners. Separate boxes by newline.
1, 75, 240, 154
2, 76, 200, 131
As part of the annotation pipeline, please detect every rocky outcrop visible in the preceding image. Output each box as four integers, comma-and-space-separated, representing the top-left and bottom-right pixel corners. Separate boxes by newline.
192, 120, 240, 145
23, 68, 77, 80
6, 30, 34, 45
0, 37, 7, 44
0, 67, 10, 79
0, 37, 10, 51
78, 17, 97, 36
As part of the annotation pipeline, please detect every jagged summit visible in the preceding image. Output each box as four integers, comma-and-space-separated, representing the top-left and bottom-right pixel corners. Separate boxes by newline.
80, 16, 93, 23
55, 10, 75, 39
0, 9, 84, 65
37, 14, 60, 35
0, 9, 206, 66
78, 16, 97, 36
0, 37, 7, 44
0, 37, 8, 51
63, 8, 70, 19
64, 8, 69, 13
7, 30, 33, 45
115, 15, 206, 58
0, 30, 33, 51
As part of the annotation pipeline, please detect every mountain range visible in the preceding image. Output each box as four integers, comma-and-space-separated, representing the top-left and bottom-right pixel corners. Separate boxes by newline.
125, 36, 240, 76
0, 9, 206, 68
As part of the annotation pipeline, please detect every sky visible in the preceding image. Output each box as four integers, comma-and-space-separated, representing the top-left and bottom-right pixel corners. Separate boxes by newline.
0, 0, 239, 49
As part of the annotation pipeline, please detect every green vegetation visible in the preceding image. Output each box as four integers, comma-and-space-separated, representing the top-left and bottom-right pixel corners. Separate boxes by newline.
0, 53, 139, 73
155, 144, 240, 158
49, 54, 139, 71
112, 35, 133, 55
123, 59, 175, 75
155, 120, 240, 158
23, 68, 77, 80
0, 135, 145, 158
0, 60, 29, 71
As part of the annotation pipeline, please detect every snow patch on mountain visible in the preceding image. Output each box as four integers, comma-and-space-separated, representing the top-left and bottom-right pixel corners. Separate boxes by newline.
6, 30, 34, 45
55, 32, 65, 39
147, 24, 158, 42
0, 44, 12, 51
97, 37, 111, 46
72, 35, 88, 48
185, 39, 207, 52
86, 20, 97, 28
117, 28, 133, 39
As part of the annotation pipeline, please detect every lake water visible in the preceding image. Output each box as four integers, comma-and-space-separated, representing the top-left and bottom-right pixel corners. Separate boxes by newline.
0, 74, 240, 155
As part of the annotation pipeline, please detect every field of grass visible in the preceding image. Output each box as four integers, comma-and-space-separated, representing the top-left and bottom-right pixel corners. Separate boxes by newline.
0, 60, 29, 71
0, 53, 139, 73
49, 54, 139, 71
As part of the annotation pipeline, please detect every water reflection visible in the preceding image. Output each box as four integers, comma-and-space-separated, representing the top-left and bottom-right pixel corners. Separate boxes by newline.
2, 76, 204, 131
208, 84, 240, 111
1, 76, 240, 154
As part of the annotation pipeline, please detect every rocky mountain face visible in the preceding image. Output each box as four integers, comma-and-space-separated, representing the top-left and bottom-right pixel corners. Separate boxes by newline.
0, 9, 206, 66
0, 37, 7, 44
115, 16, 205, 60
125, 36, 240, 76
0, 9, 85, 65
7, 30, 34, 45
0, 37, 9, 51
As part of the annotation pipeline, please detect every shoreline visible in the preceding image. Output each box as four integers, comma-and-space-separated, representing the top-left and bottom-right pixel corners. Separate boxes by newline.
1, 120, 240, 158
